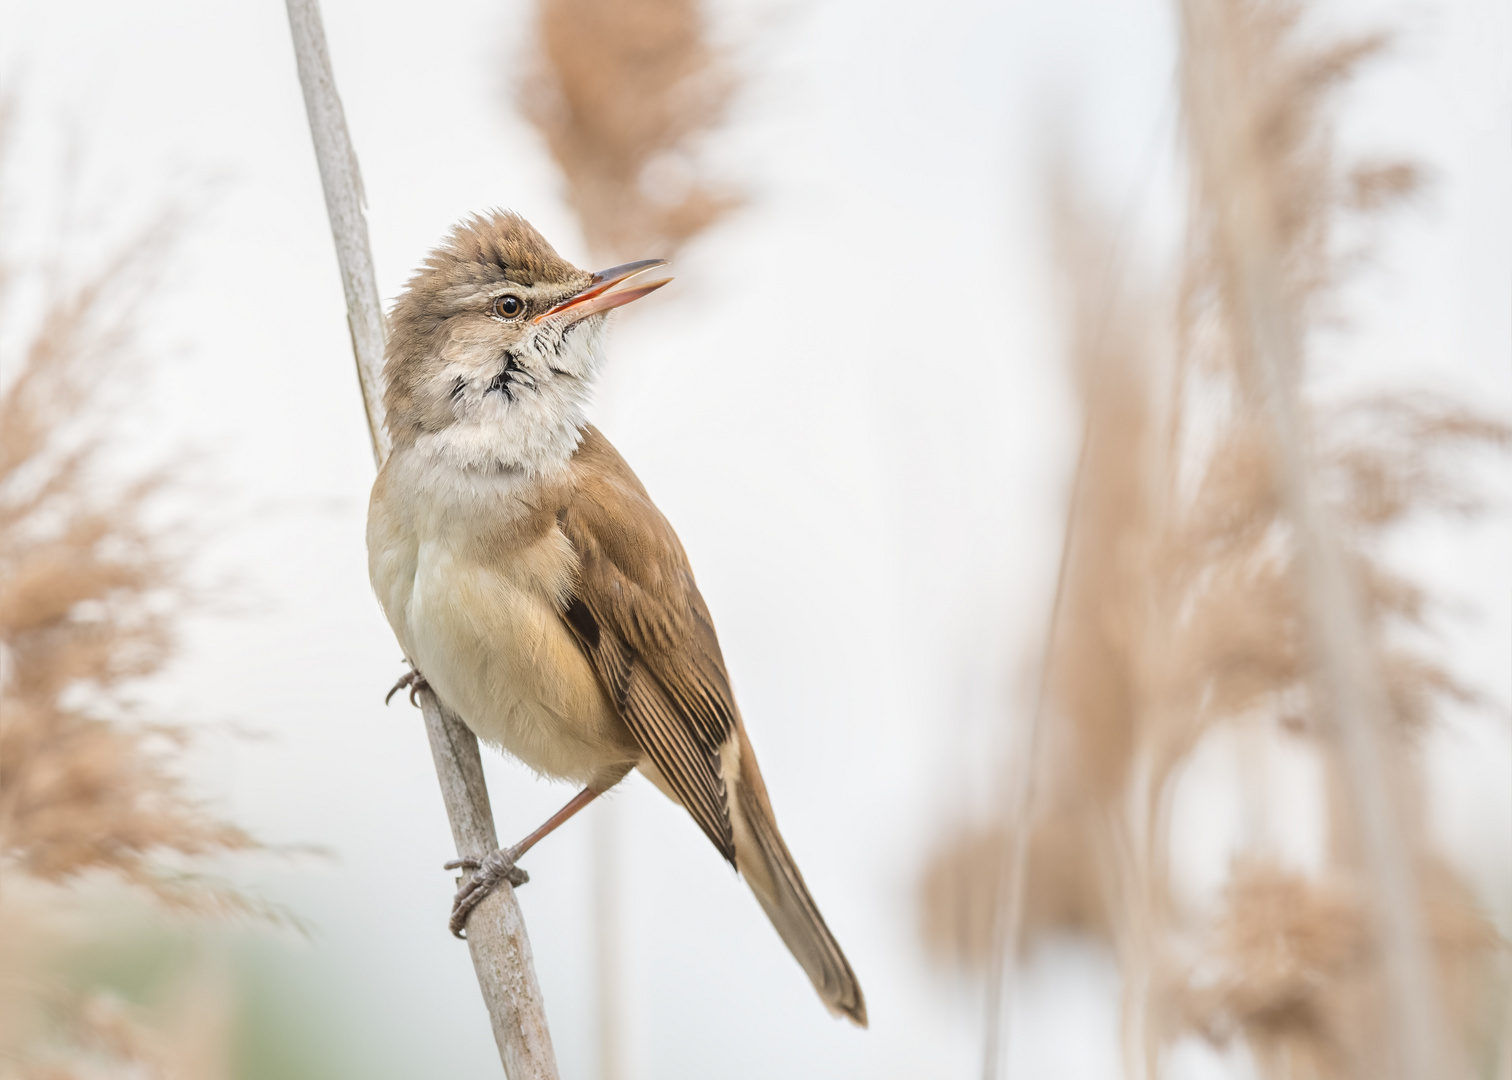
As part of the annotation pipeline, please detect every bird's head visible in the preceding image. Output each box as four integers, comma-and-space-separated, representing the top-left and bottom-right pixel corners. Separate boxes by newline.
382, 210, 668, 474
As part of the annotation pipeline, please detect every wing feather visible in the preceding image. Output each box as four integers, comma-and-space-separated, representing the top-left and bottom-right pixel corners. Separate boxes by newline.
557, 427, 737, 861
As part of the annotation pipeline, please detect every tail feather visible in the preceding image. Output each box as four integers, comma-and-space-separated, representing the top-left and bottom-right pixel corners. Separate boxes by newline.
730, 726, 867, 1027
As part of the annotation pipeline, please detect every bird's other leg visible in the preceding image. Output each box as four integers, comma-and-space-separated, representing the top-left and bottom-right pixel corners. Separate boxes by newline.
385, 662, 429, 707
446, 785, 604, 939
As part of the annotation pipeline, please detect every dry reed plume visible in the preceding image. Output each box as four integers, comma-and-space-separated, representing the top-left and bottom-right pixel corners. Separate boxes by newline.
1178, 857, 1500, 1080
0, 217, 257, 910
519, 0, 739, 262
0, 105, 258, 1079
0, 883, 235, 1080
920, 2, 1508, 1078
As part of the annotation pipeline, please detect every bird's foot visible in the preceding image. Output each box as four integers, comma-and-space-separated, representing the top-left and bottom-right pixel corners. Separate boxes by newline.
444, 848, 530, 938
385, 665, 429, 707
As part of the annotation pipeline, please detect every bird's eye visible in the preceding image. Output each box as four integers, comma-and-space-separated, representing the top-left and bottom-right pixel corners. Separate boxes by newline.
493, 295, 525, 320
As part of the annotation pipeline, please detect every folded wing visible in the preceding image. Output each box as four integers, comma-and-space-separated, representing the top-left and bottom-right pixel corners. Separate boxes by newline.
557, 426, 736, 862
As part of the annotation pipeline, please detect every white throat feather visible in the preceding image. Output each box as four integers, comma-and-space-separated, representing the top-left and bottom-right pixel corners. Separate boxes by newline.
412, 312, 609, 478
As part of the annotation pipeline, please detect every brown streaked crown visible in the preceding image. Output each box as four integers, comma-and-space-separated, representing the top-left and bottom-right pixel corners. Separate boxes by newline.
382, 211, 592, 441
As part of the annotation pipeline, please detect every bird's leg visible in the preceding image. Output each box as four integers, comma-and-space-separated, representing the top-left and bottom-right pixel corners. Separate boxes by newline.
385, 662, 429, 707
445, 785, 604, 938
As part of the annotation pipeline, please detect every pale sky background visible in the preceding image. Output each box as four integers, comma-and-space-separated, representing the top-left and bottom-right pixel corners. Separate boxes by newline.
0, 1, 1507, 1078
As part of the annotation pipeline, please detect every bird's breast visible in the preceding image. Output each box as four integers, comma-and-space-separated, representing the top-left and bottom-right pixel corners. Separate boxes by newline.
367, 450, 637, 785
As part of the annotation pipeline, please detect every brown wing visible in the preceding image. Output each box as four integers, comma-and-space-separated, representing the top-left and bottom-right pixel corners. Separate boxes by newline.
557, 426, 736, 862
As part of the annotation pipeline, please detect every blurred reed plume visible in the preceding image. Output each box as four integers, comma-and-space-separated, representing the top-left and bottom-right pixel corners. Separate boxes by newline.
0, 886, 235, 1080
518, 0, 739, 261
0, 103, 259, 1079
920, 2, 1508, 1077
1177, 857, 1500, 1080
0, 210, 257, 910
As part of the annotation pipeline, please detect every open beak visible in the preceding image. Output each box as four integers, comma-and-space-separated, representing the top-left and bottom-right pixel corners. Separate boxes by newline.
535, 259, 672, 324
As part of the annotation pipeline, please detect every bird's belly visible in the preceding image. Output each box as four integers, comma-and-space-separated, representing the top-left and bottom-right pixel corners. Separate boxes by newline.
403, 545, 637, 787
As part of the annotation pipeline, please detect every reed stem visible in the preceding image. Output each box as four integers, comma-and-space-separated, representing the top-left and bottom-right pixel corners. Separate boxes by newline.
284, 3, 559, 1074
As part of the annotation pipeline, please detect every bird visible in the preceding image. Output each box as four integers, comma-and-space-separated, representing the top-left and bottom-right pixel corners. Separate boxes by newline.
366, 210, 866, 1026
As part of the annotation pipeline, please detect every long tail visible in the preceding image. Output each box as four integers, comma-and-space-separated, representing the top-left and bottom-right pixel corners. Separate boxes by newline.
729, 725, 867, 1026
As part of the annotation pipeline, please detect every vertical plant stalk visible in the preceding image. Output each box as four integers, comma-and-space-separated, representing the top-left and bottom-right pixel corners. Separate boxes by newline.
1176, 2, 1450, 1077
284, 2, 559, 1076
284, 0, 389, 468
981, 421, 1092, 1080
422, 691, 560, 1078
592, 809, 625, 1080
